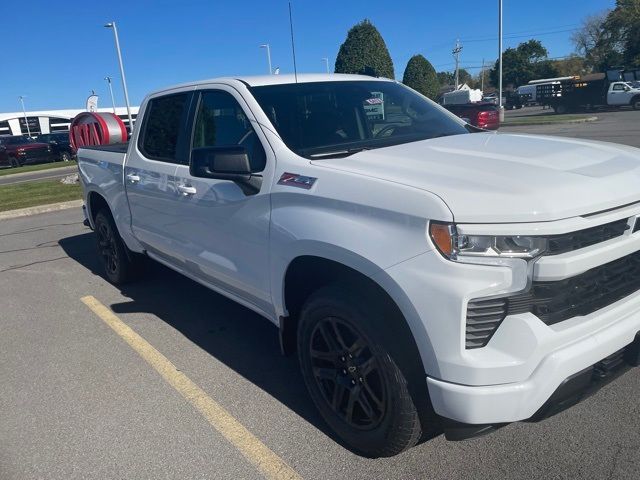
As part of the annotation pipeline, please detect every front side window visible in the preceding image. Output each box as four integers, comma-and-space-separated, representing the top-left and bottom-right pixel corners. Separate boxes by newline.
192, 90, 266, 172
613, 84, 625, 91
250, 80, 468, 159
140, 93, 189, 163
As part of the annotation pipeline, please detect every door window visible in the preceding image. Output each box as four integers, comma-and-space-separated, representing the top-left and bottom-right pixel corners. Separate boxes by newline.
613, 84, 625, 91
192, 91, 266, 172
139, 93, 190, 163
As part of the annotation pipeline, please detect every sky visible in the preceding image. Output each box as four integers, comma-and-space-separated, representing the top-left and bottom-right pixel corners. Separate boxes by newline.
0, 0, 615, 112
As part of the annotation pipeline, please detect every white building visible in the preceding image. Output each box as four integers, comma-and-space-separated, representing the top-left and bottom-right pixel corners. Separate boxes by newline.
0, 106, 139, 137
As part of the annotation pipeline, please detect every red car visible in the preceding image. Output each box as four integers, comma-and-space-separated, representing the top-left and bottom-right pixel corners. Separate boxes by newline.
442, 103, 500, 130
0, 135, 56, 168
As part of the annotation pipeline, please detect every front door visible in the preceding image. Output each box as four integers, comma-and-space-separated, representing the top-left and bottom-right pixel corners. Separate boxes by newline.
171, 87, 274, 315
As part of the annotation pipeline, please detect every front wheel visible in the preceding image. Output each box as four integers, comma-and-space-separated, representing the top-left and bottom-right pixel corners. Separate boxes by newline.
60, 151, 71, 162
297, 284, 422, 457
9, 156, 21, 168
94, 210, 141, 284
632, 97, 640, 111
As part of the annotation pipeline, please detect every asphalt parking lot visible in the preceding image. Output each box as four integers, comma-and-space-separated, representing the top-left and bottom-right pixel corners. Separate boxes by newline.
2, 113, 640, 480
503, 106, 640, 148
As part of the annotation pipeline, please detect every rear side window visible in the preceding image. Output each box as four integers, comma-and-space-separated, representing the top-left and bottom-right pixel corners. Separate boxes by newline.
140, 93, 190, 163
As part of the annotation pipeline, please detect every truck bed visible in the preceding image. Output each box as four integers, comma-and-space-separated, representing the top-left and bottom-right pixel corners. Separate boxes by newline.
80, 142, 129, 154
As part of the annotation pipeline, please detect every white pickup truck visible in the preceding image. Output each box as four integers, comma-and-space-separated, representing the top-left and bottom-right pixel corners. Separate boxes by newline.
78, 73, 640, 457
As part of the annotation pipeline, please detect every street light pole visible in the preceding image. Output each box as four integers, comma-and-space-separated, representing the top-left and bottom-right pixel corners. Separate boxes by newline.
104, 22, 134, 133
498, 0, 504, 121
18, 96, 31, 137
260, 44, 272, 74
322, 57, 330, 73
104, 76, 117, 114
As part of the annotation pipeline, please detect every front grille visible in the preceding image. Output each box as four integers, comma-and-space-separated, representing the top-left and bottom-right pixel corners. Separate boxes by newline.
466, 249, 640, 349
508, 250, 640, 325
546, 218, 629, 255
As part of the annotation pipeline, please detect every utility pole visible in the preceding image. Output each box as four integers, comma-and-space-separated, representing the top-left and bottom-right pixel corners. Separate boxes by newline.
453, 39, 463, 89
498, 0, 504, 121
481, 58, 485, 92
18, 96, 31, 137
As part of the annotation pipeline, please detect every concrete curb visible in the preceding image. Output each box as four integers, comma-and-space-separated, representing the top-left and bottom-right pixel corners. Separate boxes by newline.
503, 116, 599, 127
0, 164, 77, 181
0, 199, 83, 221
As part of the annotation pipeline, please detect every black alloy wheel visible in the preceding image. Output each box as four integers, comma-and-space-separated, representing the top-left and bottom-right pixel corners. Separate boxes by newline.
94, 210, 140, 284
308, 316, 386, 430
298, 283, 423, 457
60, 151, 71, 162
96, 214, 120, 278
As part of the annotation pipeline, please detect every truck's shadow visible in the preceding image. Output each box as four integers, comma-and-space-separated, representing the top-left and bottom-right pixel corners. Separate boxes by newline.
58, 232, 345, 445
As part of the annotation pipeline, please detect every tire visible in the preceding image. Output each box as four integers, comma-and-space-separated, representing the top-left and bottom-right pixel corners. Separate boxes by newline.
60, 151, 71, 162
632, 97, 640, 111
9, 156, 21, 168
555, 104, 568, 115
297, 283, 422, 457
94, 209, 141, 284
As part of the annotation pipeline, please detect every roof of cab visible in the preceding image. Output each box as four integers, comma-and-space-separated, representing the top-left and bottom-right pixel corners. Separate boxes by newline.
150, 73, 393, 95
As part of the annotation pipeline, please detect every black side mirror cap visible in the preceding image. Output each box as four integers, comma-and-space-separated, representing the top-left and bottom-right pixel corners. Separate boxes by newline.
190, 146, 251, 180
190, 146, 262, 195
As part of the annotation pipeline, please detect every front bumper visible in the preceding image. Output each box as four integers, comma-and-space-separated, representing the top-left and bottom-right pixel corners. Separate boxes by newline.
382, 208, 640, 430
427, 299, 640, 426
442, 336, 640, 440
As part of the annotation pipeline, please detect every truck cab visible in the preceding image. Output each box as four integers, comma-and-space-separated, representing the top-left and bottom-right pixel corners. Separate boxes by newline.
608, 81, 640, 106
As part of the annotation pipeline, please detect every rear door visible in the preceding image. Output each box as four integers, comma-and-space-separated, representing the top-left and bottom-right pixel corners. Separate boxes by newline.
125, 88, 195, 265
170, 86, 275, 315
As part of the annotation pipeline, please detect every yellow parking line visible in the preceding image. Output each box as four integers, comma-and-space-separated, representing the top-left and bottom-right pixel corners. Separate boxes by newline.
80, 295, 302, 480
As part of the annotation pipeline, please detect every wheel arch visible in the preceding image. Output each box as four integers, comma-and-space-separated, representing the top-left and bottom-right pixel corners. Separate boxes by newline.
279, 251, 438, 428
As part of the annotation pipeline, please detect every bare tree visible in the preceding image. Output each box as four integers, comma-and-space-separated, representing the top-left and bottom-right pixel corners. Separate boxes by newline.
572, 10, 620, 71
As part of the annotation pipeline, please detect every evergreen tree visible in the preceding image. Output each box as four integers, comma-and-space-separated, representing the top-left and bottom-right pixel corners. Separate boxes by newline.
335, 19, 395, 78
402, 55, 439, 99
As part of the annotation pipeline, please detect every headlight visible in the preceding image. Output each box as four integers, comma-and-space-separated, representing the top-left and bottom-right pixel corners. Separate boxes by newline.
429, 222, 547, 262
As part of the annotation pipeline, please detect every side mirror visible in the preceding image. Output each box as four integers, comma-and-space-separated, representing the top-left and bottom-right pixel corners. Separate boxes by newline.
190, 146, 262, 194
191, 146, 251, 179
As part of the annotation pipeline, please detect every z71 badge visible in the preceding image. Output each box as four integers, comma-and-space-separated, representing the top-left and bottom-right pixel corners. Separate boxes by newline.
277, 172, 317, 190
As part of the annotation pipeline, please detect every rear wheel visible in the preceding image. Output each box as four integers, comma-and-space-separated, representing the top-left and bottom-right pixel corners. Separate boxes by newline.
554, 104, 568, 114
94, 209, 141, 284
297, 283, 422, 457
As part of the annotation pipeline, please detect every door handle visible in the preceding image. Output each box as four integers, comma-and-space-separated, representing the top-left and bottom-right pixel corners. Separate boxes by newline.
177, 184, 197, 196
126, 173, 141, 183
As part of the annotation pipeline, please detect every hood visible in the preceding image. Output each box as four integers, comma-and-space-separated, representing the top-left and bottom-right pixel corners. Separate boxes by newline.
312, 133, 640, 223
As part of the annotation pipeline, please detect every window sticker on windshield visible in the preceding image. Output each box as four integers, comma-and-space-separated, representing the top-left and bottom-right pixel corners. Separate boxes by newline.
364, 92, 384, 120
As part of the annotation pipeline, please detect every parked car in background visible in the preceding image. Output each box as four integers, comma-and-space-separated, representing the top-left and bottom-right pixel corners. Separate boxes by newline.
0, 135, 56, 167
36, 132, 76, 161
443, 102, 500, 130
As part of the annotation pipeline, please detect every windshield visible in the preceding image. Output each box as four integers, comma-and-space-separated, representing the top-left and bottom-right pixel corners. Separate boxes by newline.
250, 80, 468, 158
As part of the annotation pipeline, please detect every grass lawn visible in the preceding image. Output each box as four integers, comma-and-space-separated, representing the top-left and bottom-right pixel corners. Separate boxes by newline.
0, 178, 82, 212
0, 160, 77, 177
